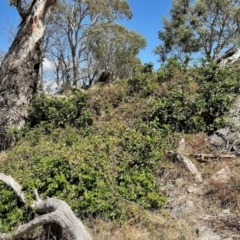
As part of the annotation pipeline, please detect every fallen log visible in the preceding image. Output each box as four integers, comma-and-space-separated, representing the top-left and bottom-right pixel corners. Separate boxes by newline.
193, 153, 236, 163
0, 173, 92, 240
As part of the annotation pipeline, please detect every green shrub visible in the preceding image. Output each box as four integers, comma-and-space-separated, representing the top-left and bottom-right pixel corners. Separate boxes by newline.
194, 60, 239, 131
2, 58, 238, 232
27, 92, 93, 129
0, 121, 169, 230
150, 60, 240, 133
157, 58, 184, 83
127, 73, 158, 98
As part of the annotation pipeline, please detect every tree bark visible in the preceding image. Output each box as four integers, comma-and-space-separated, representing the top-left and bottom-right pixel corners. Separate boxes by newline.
0, 0, 56, 151
72, 49, 79, 87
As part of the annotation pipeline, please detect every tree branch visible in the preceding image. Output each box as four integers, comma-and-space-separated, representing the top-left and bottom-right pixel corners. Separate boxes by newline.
11, 0, 36, 19
20, 197, 92, 240
0, 174, 92, 240
0, 173, 25, 203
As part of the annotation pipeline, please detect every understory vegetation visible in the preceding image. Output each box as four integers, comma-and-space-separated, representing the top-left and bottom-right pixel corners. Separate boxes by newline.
0, 60, 240, 237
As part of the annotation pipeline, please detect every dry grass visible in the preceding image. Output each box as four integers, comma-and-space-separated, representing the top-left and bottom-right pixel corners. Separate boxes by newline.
204, 159, 240, 212
184, 132, 210, 155
89, 212, 196, 240
206, 176, 240, 210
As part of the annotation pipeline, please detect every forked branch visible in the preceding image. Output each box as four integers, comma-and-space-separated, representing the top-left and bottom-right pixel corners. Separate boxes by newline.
0, 173, 92, 240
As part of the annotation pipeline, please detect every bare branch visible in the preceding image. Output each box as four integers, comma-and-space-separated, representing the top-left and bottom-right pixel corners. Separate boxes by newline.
0, 173, 25, 203
0, 173, 92, 239
18, 198, 93, 240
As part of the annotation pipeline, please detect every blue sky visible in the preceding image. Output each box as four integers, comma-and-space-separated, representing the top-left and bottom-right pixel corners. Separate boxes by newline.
0, 0, 172, 68
120, 1, 172, 68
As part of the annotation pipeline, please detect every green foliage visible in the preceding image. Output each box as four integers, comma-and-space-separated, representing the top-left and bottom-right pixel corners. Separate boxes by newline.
27, 92, 93, 129
127, 69, 159, 98
127, 76, 154, 97
155, 0, 240, 61
150, 59, 240, 132
157, 58, 185, 83
193, 60, 240, 130
0, 184, 30, 232
142, 62, 154, 74
0, 119, 168, 230
0, 185, 19, 232
1, 58, 239, 232
87, 22, 146, 81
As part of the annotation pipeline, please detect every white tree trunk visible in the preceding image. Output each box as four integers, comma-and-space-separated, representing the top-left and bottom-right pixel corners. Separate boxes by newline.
0, 0, 56, 150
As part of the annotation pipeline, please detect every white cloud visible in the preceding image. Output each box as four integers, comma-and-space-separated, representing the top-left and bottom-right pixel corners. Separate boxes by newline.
42, 58, 55, 71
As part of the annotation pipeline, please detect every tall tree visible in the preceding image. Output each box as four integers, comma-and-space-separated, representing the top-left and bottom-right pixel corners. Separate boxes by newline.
154, 0, 240, 62
86, 22, 146, 83
45, 0, 132, 88
0, 50, 5, 64
0, 0, 57, 150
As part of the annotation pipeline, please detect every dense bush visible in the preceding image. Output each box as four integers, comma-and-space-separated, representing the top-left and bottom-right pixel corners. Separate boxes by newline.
127, 72, 159, 98
150, 59, 240, 133
1, 58, 239, 232
0, 120, 168, 231
27, 91, 93, 129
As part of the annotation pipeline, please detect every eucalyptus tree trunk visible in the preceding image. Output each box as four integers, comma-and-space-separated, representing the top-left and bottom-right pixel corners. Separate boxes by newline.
0, 0, 56, 151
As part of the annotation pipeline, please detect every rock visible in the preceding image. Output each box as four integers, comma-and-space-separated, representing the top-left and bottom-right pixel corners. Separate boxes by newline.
209, 127, 240, 154
167, 151, 203, 183
212, 167, 231, 183
196, 225, 221, 240
187, 185, 200, 193
209, 134, 226, 149
170, 200, 194, 217
230, 95, 240, 129
177, 138, 192, 155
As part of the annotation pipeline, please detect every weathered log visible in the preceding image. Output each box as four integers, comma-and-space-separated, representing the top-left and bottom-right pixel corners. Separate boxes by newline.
0, 173, 92, 240
217, 48, 240, 66
215, 47, 238, 63
14, 198, 92, 240
193, 153, 236, 163
0, 0, 56, 151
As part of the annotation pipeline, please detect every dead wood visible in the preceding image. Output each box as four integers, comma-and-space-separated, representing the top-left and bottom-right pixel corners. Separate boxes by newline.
193, 153, 236, 163
0, 173, 25, 203
0, 173, 92, 240
215, 47, 238, 63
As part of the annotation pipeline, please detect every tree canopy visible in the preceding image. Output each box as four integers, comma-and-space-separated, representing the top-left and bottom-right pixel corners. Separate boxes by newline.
86, 22, 146, 82
154, 0, 240, 62
42, 0, 133, 89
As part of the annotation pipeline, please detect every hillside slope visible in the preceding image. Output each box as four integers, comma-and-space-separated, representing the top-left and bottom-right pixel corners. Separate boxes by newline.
1, 61, 240, 239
